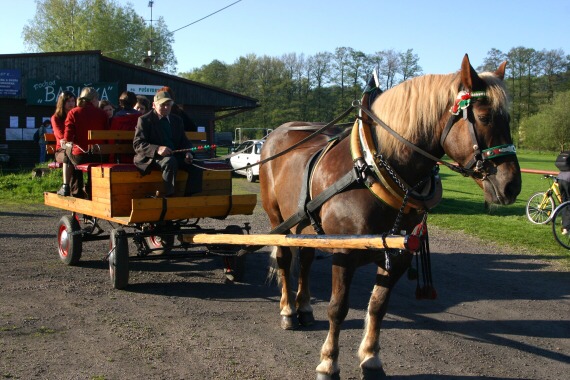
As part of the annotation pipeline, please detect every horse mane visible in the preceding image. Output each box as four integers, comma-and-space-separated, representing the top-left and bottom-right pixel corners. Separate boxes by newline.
370, 71, 509, 161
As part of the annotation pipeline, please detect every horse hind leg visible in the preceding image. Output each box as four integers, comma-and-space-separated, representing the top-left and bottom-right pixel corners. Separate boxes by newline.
268, 245, 299, 330
296, 247, 315, 327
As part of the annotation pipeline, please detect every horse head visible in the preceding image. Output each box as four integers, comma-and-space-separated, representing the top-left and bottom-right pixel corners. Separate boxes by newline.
441, 54, 521, 205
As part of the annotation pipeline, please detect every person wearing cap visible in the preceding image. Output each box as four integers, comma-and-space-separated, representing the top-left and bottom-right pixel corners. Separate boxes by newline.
133, 91, 193, 197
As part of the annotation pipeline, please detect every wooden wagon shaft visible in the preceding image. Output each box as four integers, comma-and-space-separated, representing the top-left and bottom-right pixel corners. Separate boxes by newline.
181, 233, 420, 252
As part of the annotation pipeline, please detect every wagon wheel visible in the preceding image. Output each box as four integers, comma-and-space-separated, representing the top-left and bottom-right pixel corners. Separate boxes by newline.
144, 223, 175, 255
552, 201, 570, 250
144, 234, 175, 255
246, 167, 257, 183
109, 228, 129, 290
57, 215, 82, 265
217, 225, 248, 283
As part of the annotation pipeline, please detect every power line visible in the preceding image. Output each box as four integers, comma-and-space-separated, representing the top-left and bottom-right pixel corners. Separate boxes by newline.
103, 1, 243, 58
168, 0, 242, 35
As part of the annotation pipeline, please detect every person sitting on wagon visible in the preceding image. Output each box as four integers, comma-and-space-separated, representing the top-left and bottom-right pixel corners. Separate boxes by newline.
109, 91, 141, 163
58, 87, 109, 198
134, 95, 151, 115
133, 91, 193, 197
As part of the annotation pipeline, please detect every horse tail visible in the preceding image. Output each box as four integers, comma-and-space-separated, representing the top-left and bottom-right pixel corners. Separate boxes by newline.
265, 246, 299, 286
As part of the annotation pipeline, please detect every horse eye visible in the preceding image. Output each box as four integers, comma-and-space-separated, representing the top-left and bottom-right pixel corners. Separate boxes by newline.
478, 115, 491, 124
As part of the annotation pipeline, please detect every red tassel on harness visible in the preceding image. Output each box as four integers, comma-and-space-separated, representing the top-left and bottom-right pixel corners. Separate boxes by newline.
412, 222, 437, 300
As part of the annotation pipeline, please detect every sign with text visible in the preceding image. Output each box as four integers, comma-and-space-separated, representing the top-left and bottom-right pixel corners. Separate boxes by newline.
26, 80, 118, 106
127, 84, 164, 96
0, 69, 21, 96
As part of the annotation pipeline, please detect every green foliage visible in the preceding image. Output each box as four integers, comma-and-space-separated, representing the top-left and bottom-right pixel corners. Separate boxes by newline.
179, 48, 428, 135
0, 165, 61, 205
181, 46, 568, 147
520, 90, 570, 151
22, 0, 177, 73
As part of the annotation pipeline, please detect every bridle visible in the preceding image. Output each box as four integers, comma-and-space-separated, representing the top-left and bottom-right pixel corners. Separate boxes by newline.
439, 90, 517, 179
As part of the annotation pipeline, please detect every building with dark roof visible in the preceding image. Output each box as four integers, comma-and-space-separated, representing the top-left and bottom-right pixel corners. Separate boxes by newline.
0, 50, 258, 169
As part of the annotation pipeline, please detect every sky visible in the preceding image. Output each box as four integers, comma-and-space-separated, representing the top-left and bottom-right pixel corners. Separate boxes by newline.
1, 0, 569, 76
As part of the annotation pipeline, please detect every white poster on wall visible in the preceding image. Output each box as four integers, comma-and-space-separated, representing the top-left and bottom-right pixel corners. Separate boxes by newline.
6, 128, 22, 140
9, 116, 18, 128
26, 117, 35, 128
23, 128, 36, 141
126, 84, 164, 96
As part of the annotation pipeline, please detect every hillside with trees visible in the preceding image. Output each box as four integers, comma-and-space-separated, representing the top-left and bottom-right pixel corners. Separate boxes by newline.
181, 47, 569, 150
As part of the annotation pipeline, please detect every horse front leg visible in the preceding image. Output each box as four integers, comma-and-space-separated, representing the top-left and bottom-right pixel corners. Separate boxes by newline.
296, 247, 315, 326
358, 254, 412, 379
316, 252, 355, 380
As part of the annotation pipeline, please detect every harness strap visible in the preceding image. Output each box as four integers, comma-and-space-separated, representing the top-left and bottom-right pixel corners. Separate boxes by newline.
269, 139, 361, 236
269, 148, 324, 235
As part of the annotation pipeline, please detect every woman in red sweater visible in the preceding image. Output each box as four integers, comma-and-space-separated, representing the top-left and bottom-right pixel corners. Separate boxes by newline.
57, 87, 108, 198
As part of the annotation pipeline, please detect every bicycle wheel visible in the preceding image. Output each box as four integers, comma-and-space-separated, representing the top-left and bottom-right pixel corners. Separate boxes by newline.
526, 192, 555, 224
552, 201, 570, 250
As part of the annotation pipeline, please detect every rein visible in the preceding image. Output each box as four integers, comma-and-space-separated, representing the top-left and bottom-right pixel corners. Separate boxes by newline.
189, 106, 355, 173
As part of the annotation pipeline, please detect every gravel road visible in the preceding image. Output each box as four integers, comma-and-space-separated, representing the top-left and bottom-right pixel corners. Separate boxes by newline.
0, 196, 569, 379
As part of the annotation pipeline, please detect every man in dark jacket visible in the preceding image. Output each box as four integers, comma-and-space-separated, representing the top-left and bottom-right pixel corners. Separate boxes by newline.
133, 91, 193, 197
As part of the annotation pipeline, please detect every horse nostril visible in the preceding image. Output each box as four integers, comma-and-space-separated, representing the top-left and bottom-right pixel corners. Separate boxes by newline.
505, 178, 522, 200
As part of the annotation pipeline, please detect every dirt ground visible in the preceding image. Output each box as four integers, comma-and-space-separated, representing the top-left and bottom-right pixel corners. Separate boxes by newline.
1, 189, 569, 379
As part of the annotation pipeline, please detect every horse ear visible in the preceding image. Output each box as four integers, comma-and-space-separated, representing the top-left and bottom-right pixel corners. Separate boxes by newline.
495, 61, 507, 80
460, 54, 486, 91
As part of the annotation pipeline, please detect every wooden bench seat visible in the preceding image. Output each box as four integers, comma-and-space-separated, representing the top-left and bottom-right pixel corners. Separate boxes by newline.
44, 130, 208, 157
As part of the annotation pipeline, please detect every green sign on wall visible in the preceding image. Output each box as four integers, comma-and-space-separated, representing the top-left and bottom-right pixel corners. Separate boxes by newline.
26, 79, 118, 106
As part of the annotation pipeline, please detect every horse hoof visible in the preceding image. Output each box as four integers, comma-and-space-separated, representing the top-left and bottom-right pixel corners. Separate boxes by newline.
316, 371, 340, 380
298, 311, 315, 326
361, 366, 386, 380
280, 315, 298, 330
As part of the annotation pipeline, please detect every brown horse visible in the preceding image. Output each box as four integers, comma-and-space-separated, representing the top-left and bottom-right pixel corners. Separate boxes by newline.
259, 54, 521, 379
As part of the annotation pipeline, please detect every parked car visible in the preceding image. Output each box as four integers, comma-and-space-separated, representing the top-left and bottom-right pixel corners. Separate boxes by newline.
229, 140, 264, 182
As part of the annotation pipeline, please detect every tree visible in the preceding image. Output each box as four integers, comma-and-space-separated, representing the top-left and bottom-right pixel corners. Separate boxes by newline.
380, 49, 400, 89
332, 47, 350, 108
539, 49, 568, 101
506, 46, 542, 141
399, 49, 422, 81
478, 48, 506, 72
520, 90, 570, 151
346, 49, 367, 99
180, 59, 229, 89
308, 52, 333, 120
22, 0, 177, 73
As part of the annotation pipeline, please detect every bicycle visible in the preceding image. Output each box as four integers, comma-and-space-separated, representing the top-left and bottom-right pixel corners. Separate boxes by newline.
551, 201, 570, 249
525, 174, 562, 224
